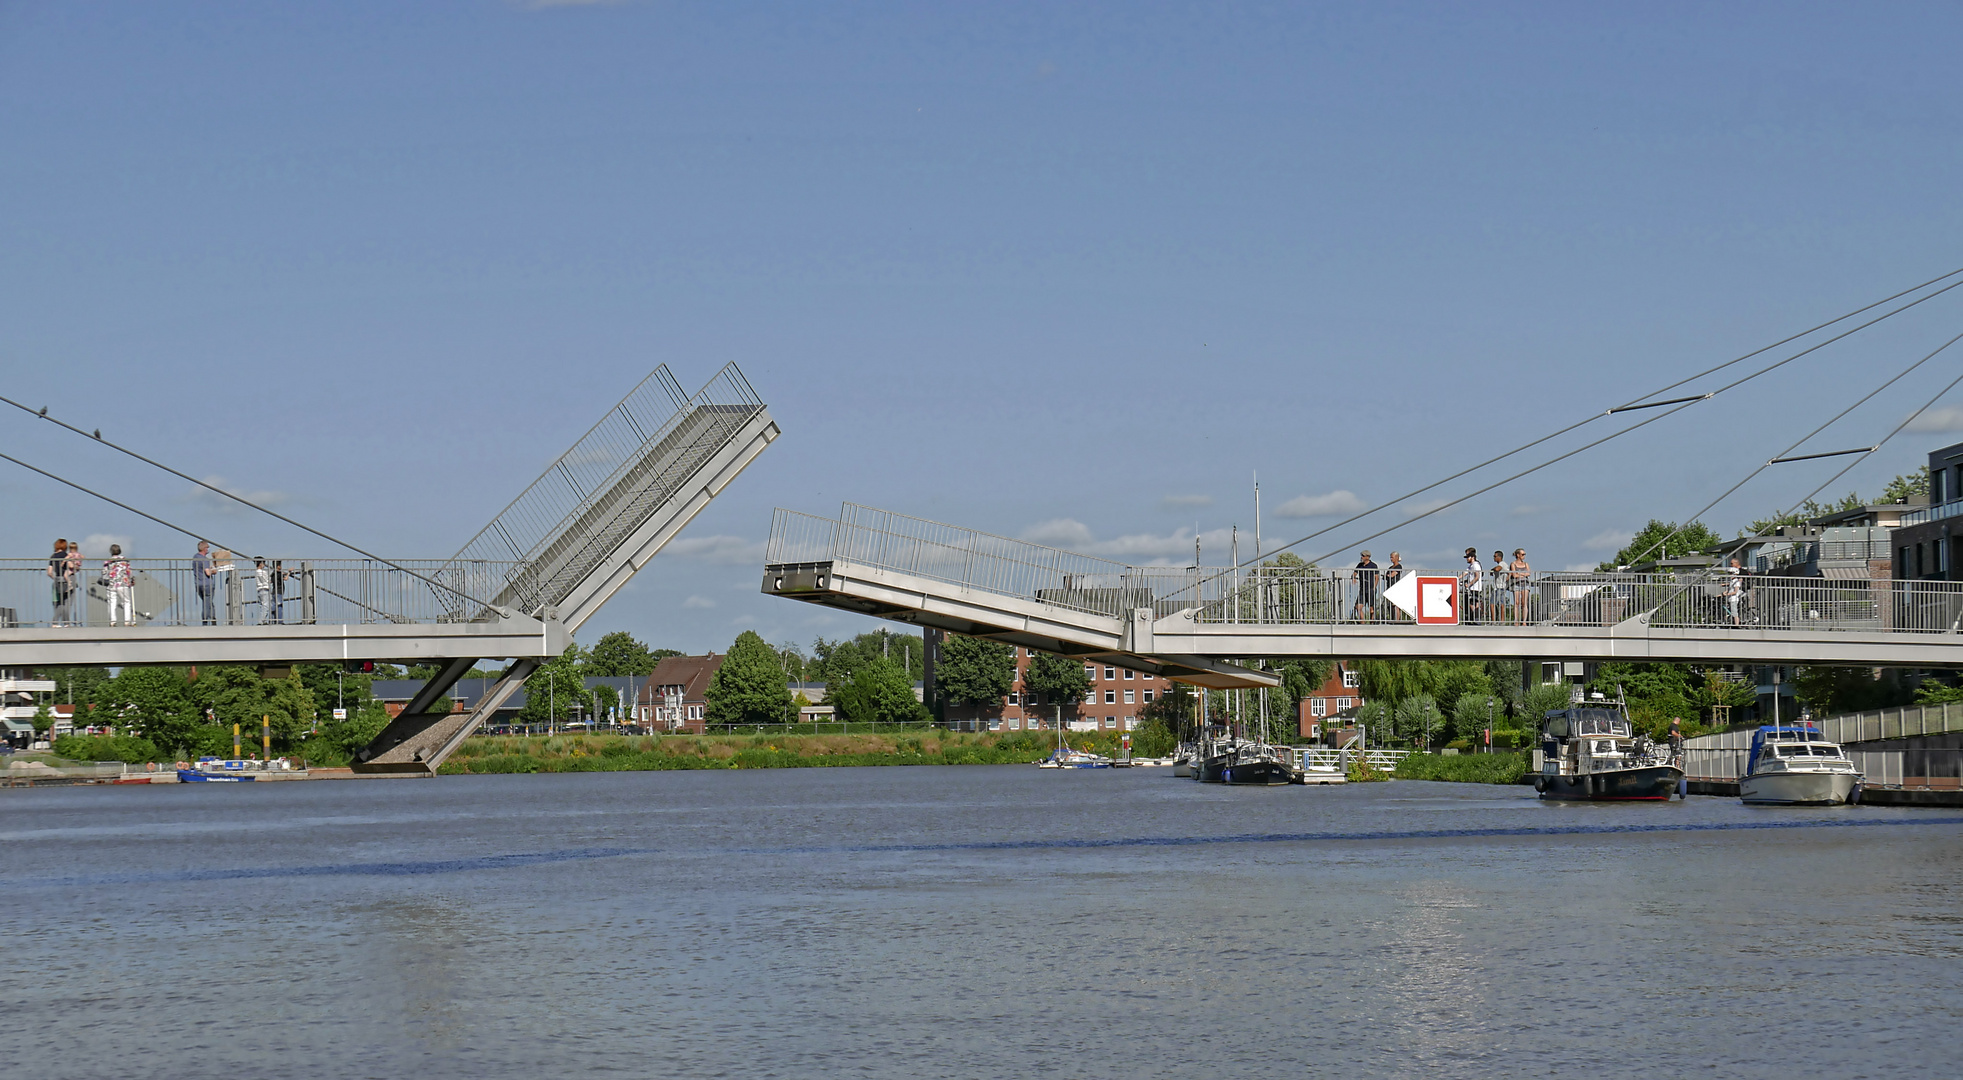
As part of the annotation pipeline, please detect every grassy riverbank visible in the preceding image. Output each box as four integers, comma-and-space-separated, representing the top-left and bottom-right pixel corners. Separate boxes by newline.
437, 730, 1129, 774
1392, 752, 1532, 785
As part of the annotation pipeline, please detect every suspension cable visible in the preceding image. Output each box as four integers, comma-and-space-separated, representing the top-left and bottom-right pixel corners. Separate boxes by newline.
0, 394, 484, 604
1619, 326, 1963, 567
1236, 268, 1963, 579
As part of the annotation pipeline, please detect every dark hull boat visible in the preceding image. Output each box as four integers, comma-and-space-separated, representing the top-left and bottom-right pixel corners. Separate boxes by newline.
1534, 763, 1680, 801
1220, 758, 1294, 786
1536, 696, 1683, 802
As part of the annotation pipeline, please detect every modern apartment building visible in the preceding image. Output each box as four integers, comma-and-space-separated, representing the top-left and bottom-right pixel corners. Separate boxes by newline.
1892, 439, 1963, 581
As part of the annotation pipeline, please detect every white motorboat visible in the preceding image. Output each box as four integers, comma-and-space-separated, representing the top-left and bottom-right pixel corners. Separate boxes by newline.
1739, 725, 1862, 806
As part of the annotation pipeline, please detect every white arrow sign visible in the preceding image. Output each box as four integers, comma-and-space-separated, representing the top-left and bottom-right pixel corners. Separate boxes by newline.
1384, 574, 1459, 624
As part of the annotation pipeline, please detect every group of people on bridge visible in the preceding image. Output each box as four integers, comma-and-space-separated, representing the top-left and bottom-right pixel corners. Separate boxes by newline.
1345, 547, 1535, 624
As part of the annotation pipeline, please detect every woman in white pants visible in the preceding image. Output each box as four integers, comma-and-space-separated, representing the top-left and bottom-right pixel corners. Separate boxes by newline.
103, 544, 135, 626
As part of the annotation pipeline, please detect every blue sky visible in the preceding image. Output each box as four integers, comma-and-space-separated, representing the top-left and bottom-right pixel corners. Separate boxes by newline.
3, 1, 1961, 654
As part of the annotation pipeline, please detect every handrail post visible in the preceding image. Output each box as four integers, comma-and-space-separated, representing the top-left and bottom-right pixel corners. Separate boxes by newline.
300, 563, 316, 625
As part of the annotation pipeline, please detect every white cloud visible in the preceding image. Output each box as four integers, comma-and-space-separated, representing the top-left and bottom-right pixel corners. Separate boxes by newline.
658, 535, 767, 565
180, 475, 292, 515
77, 533, 134, 559
1274, 490, 1367, 518
1583, 528, 1634, 552
1160, 494, 1214, 509
1020, 518, 1096, 548
1401, 498, 1451, 518
1907, 406, 1963, 433
1019, 519, 1239, 563
1565, 562, 1601, 572
682, 595, 717, 609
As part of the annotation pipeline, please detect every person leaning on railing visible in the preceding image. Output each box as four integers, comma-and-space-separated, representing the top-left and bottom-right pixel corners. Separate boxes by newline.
1509, 549, 1531, 624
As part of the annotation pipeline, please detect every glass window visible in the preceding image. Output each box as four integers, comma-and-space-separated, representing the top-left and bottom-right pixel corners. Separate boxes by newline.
1084, 664, 1096, 679
1084, 689, 1097, 705
1143, 689, 1154, 703
1105, 667, 1117, 680
1342, 670, 1359, 688
1124, 689, 1135, 704
1310, 698, 1328, 717
1105, 689, 1116, 704
1008, 691, 1019, 706
987, 717, 1001, 731
1124, 669, 1135, 680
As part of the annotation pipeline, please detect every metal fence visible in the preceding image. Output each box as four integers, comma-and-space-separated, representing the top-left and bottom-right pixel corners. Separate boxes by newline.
445, 363, 765, 618
767, 504, 1963, 636
0, 558, 521, 629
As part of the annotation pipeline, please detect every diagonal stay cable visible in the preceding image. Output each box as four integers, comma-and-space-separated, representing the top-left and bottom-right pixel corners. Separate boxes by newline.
1302, 398, 1707, 568
1759, 353, 1963, 539
0, 448, 244, 554
1620, 326, 1963, 568
1228, 267, 1963, 580
0, 394, 487, 605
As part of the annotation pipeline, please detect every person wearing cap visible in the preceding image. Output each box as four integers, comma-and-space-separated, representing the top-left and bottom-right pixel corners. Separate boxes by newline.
1460, 547, 1484, 624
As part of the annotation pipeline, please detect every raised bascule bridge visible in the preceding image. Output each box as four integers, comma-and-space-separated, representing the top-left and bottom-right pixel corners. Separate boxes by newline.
0, 363, 778, 773
760, 504, 1963, 676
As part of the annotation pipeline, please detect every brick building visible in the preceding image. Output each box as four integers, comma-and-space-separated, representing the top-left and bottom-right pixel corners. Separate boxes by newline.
936, 640, 1174, 733
634, 653, 723, 733
1294, 661, 1365, 741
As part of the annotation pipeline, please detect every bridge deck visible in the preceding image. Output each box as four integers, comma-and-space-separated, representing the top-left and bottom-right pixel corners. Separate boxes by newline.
763, 504, 1963, 671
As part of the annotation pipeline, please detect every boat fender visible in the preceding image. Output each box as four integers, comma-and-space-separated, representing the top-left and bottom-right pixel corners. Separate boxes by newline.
1849, 781, 1862, 806
1677, 775, 1688, 799
1533, 777, 1546, 793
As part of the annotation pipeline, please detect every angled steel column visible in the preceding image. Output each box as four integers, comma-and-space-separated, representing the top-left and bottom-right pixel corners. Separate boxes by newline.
354, 657, 538, 774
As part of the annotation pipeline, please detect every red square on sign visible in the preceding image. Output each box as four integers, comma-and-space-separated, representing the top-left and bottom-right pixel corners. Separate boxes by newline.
1414, 576, 1458, 624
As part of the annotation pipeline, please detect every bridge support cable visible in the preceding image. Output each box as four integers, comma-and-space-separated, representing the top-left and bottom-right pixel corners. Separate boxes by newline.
1241, 269, 1963, 579
1621, 326, 1963, 568
0, 394, 491, 608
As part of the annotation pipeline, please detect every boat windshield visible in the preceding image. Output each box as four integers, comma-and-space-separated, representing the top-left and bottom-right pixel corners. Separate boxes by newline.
1773, 744, 1842, 757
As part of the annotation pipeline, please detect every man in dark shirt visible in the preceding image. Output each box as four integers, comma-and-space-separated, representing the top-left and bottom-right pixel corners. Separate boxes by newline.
191, 541, 216, 625
1351, 550, 1379, 622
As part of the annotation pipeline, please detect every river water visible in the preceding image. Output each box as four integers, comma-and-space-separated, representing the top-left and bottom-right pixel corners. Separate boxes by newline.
4, 767, 1961, 1078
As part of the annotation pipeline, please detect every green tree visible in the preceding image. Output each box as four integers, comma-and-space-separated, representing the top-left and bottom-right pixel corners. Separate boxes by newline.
1450, 690, 1502, 744
1795, 666, 1915, 716
587, 631, 661, 677
830, 654, 928, 725
1272, 658, 1335, 717
96, 666, 201, 753
188, 666, 317, 752
933, 635, 1015, 707
39, 666, 111, 712
1393, 694, 1443, 748
1139, 681, 1196, 739
1883, 467, 1930, 504
1024, 650, 1091, 713
515, 645, 588, 727
811, 630, 926, 684
1601, 519, 1725, 570
705, 630, 793, 725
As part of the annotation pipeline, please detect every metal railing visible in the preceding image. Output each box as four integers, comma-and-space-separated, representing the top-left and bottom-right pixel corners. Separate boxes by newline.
1900, 500, 1963, 528
0, 558, 522, 630
767, 504, 1963, 636
445, 363, 765, 618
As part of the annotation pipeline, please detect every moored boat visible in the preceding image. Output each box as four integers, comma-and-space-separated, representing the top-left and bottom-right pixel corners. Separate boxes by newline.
1197, 737, 1294, 786
1534, 695, 1682, 801
1739, 725, 1861, 806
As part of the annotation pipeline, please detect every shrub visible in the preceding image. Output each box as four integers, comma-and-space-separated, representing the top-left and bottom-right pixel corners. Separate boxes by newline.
1393, 752, 1531, 785
52, 734, 162, 763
